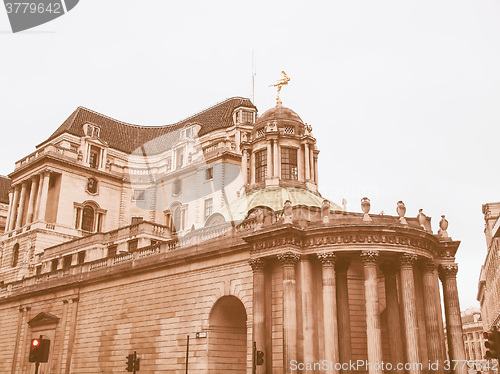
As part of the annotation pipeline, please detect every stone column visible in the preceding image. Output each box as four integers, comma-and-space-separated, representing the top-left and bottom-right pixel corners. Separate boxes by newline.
439, 264, 467, 374
278, 252, 300, 374
34, 174, 43, 220
56, 300, 70, 374
318, 252, 340, 374
300, 256, 315, 372
250, 152, 256, 185
336, 258, 352, 372
5, 190, 13, 232
421, 260, 445, 374
297, 145, 304, 181
273, 139, 279, 178
15, 182, 28, 229
37, 171, 51, 222
379, 262, 405, 374
65, 297, 80, 374
26, 177, 39, 224
250, 258, 266, 374
314, 155, 319, 185
241, 149, 248, 185
400, 253, 422, 374
304, 143, 310, 180
267, 140, 273, 178
8, 185, 20, 231
309, 148, 315, 183
360, 250, 383, 374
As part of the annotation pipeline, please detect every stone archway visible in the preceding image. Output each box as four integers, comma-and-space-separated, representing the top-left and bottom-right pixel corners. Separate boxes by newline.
208, 295, 247, 373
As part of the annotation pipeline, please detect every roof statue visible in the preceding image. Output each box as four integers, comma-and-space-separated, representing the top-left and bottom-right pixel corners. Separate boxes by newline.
269, 71, 291, 104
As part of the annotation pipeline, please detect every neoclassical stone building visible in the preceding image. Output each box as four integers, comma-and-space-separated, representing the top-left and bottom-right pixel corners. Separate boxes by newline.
0, 97, 466, 374
478, 202, 500, 331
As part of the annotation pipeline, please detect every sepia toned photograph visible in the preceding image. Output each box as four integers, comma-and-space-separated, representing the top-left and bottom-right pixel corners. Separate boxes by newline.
1, 1, 500, 373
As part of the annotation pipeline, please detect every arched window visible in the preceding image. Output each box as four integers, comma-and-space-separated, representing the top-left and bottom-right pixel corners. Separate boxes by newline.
82, 205, 95, 232
12, 243, 19, 267
173, 207, 182, 232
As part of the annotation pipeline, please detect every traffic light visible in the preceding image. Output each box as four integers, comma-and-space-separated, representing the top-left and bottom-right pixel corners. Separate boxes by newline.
126, 354, 134, 372
484, 328, 500, 360
134, 358, 140, 371
256, 350, 264, 366
29, 337, 50, 363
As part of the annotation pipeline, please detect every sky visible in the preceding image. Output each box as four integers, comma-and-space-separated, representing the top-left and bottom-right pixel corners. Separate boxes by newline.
1, 0, 500, 309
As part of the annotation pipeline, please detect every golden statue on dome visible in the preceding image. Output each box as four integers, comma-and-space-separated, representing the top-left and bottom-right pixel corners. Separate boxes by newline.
269, 71, 290, 104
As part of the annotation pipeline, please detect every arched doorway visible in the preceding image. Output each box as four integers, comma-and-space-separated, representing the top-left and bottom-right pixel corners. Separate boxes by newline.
208, 296, 247, 373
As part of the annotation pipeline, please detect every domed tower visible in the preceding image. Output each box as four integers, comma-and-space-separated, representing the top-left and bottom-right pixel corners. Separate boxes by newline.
240, 102, 319, 193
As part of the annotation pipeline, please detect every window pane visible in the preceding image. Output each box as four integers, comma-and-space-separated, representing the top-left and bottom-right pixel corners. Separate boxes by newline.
281, 147, 298, 180
255, 149, 267, 183
82, 206, 94, 232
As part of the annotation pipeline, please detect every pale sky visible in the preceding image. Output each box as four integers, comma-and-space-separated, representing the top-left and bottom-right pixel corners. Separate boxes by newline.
1, 0, 500, 308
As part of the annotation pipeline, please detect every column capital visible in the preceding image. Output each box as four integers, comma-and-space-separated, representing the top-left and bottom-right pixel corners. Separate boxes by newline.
439, 263, 458, 280
420, 258, 436, 273
317, 251, 336, 267
249, 258, 266, 272
400, 253, 418, 268
379, 261, 399, 277
277, 252, 300, 267
360, 250, 379, 264
335, 258, 351, 273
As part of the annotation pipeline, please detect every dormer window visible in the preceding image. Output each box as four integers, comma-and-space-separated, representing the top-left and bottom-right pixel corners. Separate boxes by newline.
88, 145, 101, 169
180, 126, 195, 139
85, 124, 100, 138
234, 109, 255, 125
241, 111, 254, 124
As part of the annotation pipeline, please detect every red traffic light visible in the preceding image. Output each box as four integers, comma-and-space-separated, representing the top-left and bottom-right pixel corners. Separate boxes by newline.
484, 332, 490, 339
32, 339, 40, 347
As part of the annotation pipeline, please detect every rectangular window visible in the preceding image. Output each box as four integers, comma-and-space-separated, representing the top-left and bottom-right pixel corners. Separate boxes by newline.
51, 259, 59, 273
131, 216, 143, 225
205, 167, 213, 180
281, 147, 298, 180
63, 255, 72, 268
77, 251, 86, 264
133, 189, 145, 201
36, 265, 42, 276
242, 111, 254, 123
108, 245, 117, 258
166, 157, 172, 171
128, 239, 138, 252
89, 145, 100, 169
255, 149, 267, 183
176, 148, 184, 169
204, 198, 213, 220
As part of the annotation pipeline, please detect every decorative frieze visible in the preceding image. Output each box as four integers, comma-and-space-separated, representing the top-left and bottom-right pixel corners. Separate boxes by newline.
305, 233, 434, 251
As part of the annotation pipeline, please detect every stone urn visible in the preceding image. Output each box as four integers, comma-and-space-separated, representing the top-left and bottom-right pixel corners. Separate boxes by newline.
438, 215, 449, 237
361, 197, 372, 221
396, 201, 408, 225
283, 200, 293, 223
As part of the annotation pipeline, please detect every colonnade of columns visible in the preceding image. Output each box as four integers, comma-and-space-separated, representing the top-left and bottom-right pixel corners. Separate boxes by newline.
5, 170, 52, 232
242, 139, 318, 186
250, 250, 466, 374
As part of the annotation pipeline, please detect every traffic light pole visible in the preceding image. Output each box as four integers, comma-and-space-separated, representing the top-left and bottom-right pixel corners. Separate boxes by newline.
34, 362, 40, 374
252, 341, 256, 374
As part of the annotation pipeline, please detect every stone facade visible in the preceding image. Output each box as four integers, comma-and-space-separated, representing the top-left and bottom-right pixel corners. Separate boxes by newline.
0, 97, 467, 373
478, 202, 500, 331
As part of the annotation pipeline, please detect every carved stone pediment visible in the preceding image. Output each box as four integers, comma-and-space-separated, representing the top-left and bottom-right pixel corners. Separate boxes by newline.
28, 312, 60, 327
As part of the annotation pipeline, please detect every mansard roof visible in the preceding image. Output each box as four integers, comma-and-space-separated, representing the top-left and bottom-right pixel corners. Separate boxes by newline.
42, 97, 256, 154
0, 175, 11, 204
